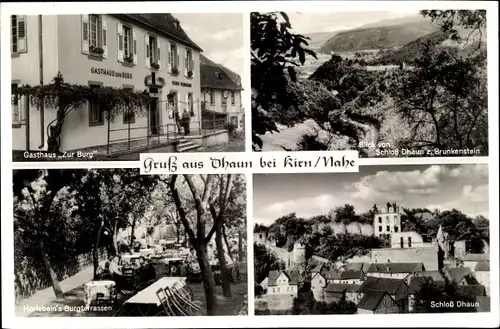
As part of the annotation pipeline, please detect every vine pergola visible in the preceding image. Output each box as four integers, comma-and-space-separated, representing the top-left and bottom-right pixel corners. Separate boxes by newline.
15, 72, 151, 153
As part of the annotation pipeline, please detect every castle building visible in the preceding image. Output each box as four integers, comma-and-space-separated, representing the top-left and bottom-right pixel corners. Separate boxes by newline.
11, 14, 202, 152
373, 203, 401, 239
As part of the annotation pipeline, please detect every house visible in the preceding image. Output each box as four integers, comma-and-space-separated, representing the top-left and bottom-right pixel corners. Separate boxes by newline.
356, 291, 400, 314
323, 283, 351, 303
338, 262, 370, 274
372, 203, 401, 239
473, 261, 490, 295
200, 55, 244, 131
11, 14, 203, 152
259, 277, 269, 291
445, 267, 479, 285
366, 262, 424, 283
463, 253, 489, 271
345, 284, 362, 304
359, 277, 409, 312
266, 269, 299, 298
412, 270, 446, 284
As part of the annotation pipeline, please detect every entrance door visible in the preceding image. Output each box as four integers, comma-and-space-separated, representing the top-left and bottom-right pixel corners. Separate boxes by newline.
150, 98, 159, 135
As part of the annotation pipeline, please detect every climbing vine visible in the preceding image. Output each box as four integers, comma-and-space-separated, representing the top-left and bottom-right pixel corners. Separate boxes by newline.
14, 72, 151, 153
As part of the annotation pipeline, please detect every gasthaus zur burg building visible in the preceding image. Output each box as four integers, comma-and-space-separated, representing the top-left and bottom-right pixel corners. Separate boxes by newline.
11, 14, 202, 153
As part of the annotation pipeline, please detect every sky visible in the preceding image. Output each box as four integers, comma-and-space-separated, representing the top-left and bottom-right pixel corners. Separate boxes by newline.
285, 11, 419, 34
175, 13, 245, 85
253, 164, 490, 225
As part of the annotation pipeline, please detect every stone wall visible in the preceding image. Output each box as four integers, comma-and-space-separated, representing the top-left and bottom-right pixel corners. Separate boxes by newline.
371, 246, 438, 270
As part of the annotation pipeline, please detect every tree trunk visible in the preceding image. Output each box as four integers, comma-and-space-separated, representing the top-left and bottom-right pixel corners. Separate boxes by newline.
238, 226, 244, 261
39, 239, 64, 299
216, 220, 232, 298
195, 245, 217, 315
112, 221, 119, 254
129, 217, 137, 249
93, 220, 104, 279
223, 225, 233, 261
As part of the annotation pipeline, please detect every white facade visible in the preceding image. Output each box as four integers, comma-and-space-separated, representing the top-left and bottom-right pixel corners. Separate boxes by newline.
202, 88, 243, 130
391, 232, 425, 249
11, 14, 202, 152
373, 205, 401, 239
267, 272, 298, 297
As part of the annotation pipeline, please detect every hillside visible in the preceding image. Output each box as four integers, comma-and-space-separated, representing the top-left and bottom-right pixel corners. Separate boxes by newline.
304, 32, 337, 50
319, 20, 439, 52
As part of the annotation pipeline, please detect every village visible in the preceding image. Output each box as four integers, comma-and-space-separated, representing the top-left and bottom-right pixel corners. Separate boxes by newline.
254, 203, 490, 314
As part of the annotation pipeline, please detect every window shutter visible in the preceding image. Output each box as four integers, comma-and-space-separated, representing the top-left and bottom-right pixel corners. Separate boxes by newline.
117, 22, 124, 62
167, 41, 172, 73
145, 34, 150, 68
17, 15, 27, 53
156, 39, 161, 69
185, 93, 188, 112
102, 18, 108, 59
176, 52, 180, 71
190, 53, 195, 78
132, 29, 138, 65
81, 14, 89, 54
184, 49, 188, 76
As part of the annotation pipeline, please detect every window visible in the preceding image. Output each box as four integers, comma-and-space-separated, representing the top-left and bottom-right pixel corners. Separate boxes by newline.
400, 236, 404, 248
209, 90, 215, 105
148, 35, 158, 64
231, 91, 235, 105
319, 279, 323, 284
11, 83, 20, 125
89, 84, 103, 126
185, 49, 193, 75
89, 14, 101, 48
187, 93, 193, 112
123, 25, 132, 57
11, 15, 26, 54
408, 237, 412, 248
385, 216, 389, 222
169, 43, 178, 70
378, 226, 382, 232
259, 234, 262, 239
378, 216, 382, 223
394, 226, 399, 233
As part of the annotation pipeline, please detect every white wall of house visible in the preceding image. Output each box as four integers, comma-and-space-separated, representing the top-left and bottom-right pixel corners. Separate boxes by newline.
267, 273, 298, 297
12, 14, 202, 151
202, 89, 243, 129
367, 272, 410, 281
330, 278, 362, 285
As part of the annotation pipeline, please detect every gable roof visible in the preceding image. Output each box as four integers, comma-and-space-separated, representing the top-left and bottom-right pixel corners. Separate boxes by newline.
324, 283, 352, 293
414, 271, 446, 282
119, 14, 202, 51
446, 267, 473, 283
456, 285, 486, 298
342, 262, 370, 272
357, 291, 395, 311
359, 277, 408, 300
267, 270, 280, 286
346, 284, 362, 292
200, 63, 243, 91
268, 269, 299, 286
323, 269, 339, 280
475, 261, 490, 271
339, 270, 363, 280
464, 253, 489, 262
367, 262, 424, 274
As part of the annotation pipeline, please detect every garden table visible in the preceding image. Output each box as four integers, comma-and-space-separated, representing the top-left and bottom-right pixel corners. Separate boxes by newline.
84, 280, 116, 308
114, 277, 187, 316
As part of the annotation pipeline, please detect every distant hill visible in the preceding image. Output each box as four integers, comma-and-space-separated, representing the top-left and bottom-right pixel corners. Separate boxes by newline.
304, 32, 337, 50
319, 18, 440, 52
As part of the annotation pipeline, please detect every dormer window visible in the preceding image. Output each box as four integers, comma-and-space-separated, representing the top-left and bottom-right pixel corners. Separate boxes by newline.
215, 72, 222, 79
173, 18, 180, 30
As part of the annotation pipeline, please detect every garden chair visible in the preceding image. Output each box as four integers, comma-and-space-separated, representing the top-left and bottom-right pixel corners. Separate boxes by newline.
120, 267, 136, 294
169, 285, 201, 315
95, 285, 118, 306
173, 279, 194, 300
155, 288, 176, 316
164, 287, 189, 316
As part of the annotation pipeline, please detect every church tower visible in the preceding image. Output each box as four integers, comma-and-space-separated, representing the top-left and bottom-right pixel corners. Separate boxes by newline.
436, 225, 447, 270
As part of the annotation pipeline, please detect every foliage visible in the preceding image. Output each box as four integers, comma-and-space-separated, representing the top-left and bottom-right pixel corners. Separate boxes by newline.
254, 243, 284, 284
412, 278, 477, 313
251, 11, 317, 150
14, 73, 150, 152
292, 291, 357, 314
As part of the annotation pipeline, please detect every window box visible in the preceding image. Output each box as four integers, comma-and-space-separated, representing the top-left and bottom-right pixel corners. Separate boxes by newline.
151, 62, 160, 70
187, 70, 194, 78
124, 55, 133, 64
89, 45, 104, 57
171, 66, 179, 75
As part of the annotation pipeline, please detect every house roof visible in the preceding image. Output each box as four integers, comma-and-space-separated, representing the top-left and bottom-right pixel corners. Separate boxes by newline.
324, 283, 352, 293
464, 254, 489, 262
323, 269, 339, 280
200, 63, 243, 91
475, 261, 490, 271
120, 14, 203, 52
311, 263, 325, 274
446, 267, 473, 283
407, 276, 445, 294
200, 54, 242, 87
342, 262, 370, 272
367, 262, 424, 274
357, 291, 393, 311
267, 269, 299, 286
346, 284, 362, 292
339, 270, 363, 280
456, 285, 486, 298
359, 277, 408, 300
414, 271, 446, 282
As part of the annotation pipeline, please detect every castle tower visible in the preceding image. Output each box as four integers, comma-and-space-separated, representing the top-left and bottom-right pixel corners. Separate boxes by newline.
293, 242, 307, 264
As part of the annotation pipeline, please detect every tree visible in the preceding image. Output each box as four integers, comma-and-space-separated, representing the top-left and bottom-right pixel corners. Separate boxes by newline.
420, 10, 486, 49
254, 243, 282, 284
332, 204, 357, 224
251, 11, 317, 150
13, 169, 86, 299
413, 278, 477, 313
14, 73, 150, 153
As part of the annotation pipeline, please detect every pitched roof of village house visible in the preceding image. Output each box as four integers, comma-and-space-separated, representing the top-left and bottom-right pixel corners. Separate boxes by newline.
445, 267, 474, 283
120, 14, 203, 52
342, 262, 371, 272
324, 283, 352, 293
414, 270, 446, 282
407, 276, 446, 294
367, 262, 424, 274
456, 285, 487, 298
200, 54, 242, 87
357, 291, 395, 311
475, 261, 490, 271
200, 62, 243, 91
359, 277, 409, 301
267, 269, 299, 286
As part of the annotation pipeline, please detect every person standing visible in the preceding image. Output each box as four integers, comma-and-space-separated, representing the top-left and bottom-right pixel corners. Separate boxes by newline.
181, 109, 191, 136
